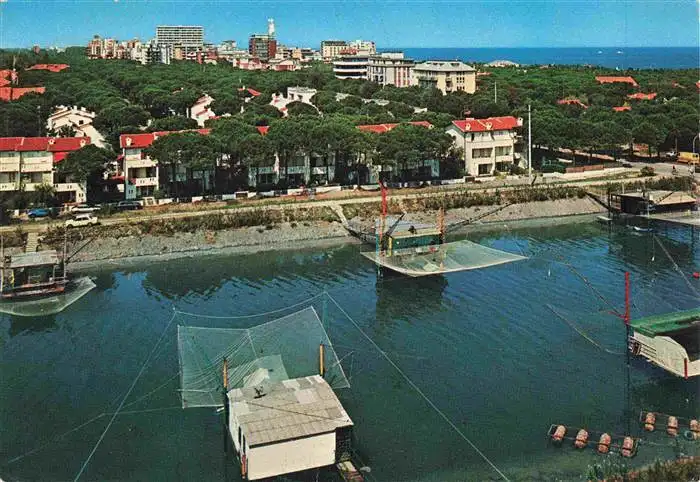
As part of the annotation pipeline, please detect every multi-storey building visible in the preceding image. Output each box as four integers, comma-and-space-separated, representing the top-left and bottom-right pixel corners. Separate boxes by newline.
119, 129, 210, 199
333, 53, 370, 80
368, 52, 415, 87
445, 116, 522, 176
47, 106, 107, 148
87, 35, 118, 59
155, 25, 203, 48
348, 39, 376, 55
412, 60, 477, 94
321, 40, 347, 60
248, 34, 277, 62
0, 137, 91, 203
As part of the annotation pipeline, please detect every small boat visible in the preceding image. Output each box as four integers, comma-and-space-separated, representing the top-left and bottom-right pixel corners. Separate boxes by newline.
631, 226, 653, 233
616, 50, 624, 54
597, 50, 603, 54
597, 215, 612, 223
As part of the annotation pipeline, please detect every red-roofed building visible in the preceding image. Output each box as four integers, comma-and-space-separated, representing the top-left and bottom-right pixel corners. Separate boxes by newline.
0, 136, 90, 202
595, 76, 638, 87
557, 98, 588, 109
627, 92, 657, 100
25, 64, 70, 73
119, 129, 211, 199
446, 116, 523, 176
0, 86, 46, 102
356, 121, 434, 134
256, 126, 269, 135
613, 106, 631, 112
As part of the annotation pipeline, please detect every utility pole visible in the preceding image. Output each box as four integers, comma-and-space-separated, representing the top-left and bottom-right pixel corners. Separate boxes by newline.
528, 104, 532, 180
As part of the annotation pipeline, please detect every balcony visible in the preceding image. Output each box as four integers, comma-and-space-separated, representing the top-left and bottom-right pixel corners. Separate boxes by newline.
0, 161, 20, 172
0, 182, 18, 191
54, 182, 85, 193
131, 177, 158, 187
126, 158, 157, 168
21, 162, 53, 173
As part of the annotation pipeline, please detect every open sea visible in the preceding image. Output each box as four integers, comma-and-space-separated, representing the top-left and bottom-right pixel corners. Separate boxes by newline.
384, 47, 700, 70
1, 216, 700, 481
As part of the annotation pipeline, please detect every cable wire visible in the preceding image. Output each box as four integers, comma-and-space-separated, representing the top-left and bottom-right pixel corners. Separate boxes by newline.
326, 293, 511, 482
72, 313, 177, 481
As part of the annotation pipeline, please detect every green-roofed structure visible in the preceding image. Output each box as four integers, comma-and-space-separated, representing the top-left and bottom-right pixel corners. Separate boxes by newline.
629, 308, 700, 378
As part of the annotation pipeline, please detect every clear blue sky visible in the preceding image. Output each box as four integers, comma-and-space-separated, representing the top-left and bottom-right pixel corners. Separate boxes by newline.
0, 0, 698, 49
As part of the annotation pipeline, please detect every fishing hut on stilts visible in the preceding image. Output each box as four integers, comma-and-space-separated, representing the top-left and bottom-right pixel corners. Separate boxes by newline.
176, 301, 359, 481
359, 182, 527, 276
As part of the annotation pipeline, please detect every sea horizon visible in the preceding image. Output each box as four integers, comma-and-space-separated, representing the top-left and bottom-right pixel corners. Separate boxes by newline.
381, 46, 699, 69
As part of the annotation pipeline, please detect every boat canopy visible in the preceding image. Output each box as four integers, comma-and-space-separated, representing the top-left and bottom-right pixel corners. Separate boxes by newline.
7, 251, 60, 269
631, 308, 700, 337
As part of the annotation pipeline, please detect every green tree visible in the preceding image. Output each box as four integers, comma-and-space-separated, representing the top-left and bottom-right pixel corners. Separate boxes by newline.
286, 101, 320, 117
148, 116, 198, 132
57, 145, 114, 201
145, 132, 219, 196
632, 121, 664, 158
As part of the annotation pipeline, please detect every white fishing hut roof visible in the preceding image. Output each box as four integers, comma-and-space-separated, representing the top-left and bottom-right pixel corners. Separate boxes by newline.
227, 374, 352, 447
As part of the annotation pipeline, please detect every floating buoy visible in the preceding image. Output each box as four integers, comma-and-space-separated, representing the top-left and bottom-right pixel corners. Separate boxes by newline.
690, 419, 699, 439
551, 425, 566, 443
621, 437, 635, 457
693, 272, 700, 279
574, 429, 589, 448
644, 412, 656, 431
667, 416, 679, 436
597, 433, 612, 454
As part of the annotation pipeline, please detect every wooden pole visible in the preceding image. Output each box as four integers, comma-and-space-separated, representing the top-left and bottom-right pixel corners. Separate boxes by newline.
319, 343, 325, 378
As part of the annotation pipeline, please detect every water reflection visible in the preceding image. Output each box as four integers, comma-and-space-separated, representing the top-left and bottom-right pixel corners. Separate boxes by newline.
9, 314, 58, 337
375, 272, 447, 324
139, 245, 367, 299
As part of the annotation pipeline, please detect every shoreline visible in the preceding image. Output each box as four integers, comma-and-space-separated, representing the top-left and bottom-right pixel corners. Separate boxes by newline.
67, 197, 604, 272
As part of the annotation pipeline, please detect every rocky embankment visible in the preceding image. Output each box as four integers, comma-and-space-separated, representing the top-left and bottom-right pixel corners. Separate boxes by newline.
61, 197, 604, 268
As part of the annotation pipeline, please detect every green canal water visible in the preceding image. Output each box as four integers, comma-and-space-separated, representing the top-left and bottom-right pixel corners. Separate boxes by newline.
1, 217, 699, 481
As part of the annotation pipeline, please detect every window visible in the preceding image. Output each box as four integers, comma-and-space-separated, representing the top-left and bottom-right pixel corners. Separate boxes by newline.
472, 148, 492, 159
478, 164, 491, 175
495, 146, 511, 156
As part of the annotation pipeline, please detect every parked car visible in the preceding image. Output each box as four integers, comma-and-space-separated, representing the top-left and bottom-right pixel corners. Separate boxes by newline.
117, 200, 143, 211
65, 213, 100, 228
27, 208, 51, 219
70, 204, 100, 214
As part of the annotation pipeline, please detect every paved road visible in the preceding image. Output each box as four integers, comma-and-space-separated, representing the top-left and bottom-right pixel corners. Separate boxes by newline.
0, 169, 674, 236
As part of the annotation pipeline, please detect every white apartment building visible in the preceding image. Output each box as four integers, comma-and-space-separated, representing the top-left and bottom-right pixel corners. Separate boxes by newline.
333, 54, 370, 80
47, 106, 107, 148
0, 137, 91, 203
155, 25, 204, 48
321, 40, 348, 60
119, 129, 211, 199
368, 52, 415, 88
445, 117, 522, 176
348, 39, 376, 55
412, 61, 477, 94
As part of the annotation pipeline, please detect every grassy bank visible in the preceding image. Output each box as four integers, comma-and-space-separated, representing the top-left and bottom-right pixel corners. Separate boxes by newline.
342, 185, 589, 219
587, 456, 700, 482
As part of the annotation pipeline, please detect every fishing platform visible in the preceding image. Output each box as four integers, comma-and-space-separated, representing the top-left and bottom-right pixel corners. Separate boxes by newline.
629, 308, 700, 378
357, 184, 526, 276
228, 375, 354, 481
176, 303, 358, 481
0, 248, 95, 316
